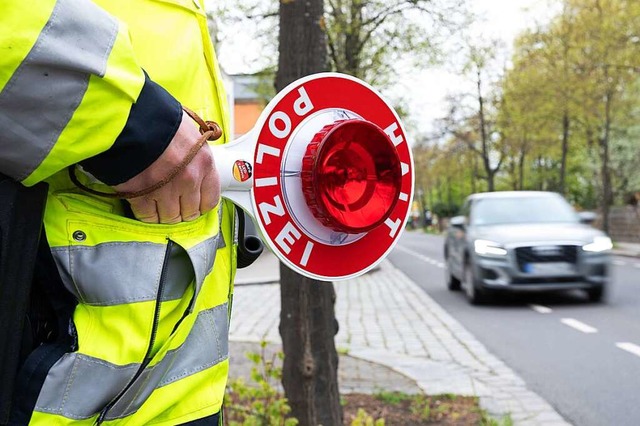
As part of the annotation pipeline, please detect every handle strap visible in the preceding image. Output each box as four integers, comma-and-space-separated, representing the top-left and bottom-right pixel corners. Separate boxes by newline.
69, 107, 222, 199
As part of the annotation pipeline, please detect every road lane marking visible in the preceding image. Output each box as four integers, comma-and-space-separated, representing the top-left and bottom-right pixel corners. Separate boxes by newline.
394, 245, 444, 268
561, 318, 598, 334
612, 260, 626, 266
530, 304, 553, 314
634, 264, 640, 269
616, 343, 640, 358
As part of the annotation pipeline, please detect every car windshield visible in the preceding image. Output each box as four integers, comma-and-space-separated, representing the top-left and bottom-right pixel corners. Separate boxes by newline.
471, 196, 578, 226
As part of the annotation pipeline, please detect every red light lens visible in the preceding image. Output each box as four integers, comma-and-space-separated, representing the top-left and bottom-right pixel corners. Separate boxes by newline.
301, 119, 402, 233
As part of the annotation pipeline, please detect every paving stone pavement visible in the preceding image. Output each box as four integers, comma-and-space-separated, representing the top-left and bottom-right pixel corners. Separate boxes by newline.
230, 341, 421, 395
230, 256, 571, 426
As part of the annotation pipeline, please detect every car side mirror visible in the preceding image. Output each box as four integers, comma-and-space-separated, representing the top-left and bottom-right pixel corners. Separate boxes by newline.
578, 211, 597, 225
449, 215, 466, 229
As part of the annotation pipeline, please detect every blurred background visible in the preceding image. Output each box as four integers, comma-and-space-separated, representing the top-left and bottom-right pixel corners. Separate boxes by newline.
207, 0, 640, 244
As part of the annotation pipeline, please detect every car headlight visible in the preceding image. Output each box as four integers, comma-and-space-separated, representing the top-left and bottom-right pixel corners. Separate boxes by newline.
474, 239, 507, 256
582, 236, 613, 253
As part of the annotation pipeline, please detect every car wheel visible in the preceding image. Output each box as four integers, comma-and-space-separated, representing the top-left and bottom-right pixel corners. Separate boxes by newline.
445, 259, 461, 291
464, 260, 488, 305
586, 285, 605, 303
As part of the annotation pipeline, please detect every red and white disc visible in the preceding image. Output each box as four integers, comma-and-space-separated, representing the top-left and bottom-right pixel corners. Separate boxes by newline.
250, 73, 414, 281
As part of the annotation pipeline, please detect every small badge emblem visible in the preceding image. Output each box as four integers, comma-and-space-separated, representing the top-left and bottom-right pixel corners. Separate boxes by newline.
232, 160, 253, 182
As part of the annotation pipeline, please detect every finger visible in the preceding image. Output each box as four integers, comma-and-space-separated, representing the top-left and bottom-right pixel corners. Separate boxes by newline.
156, 195, 182, 224
129, 198, 159, 224
180, 190, 201, 221
199, 168, 220, 215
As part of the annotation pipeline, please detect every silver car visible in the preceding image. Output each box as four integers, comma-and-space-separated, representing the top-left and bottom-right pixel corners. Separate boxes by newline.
444, 191, 611, 304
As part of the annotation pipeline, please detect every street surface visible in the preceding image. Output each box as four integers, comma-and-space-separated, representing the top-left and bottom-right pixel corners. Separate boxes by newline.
389, 230, 640, 426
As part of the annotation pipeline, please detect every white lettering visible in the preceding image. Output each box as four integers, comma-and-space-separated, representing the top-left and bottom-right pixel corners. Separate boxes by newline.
384, 122, 404, 147
269, 111, 292, 139
399, 192, 409, 202
256, 144, 281, 164
275, 222, 302, 254
258, 195, 285, 226
401, 162, 410, 176
293, 87, 314, 116
384, 218, 402, 238
300, 241, 314, 267
255, 177, 278, 187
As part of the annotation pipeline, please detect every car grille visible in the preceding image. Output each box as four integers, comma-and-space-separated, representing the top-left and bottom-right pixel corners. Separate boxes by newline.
515, 245, 578, 272
511, 276, 583, 285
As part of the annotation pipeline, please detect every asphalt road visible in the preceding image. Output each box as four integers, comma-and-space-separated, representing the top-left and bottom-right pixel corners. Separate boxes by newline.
388, 230, 640, 426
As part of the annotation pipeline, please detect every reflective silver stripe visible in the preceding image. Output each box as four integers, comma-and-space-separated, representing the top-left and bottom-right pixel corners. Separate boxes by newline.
51, 236, 218, 305
188, 234, 219, 302
35, 304, 229, 420
0, 0, 118, 181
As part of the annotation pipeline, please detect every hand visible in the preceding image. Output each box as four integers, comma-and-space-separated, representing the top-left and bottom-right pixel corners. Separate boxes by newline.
114, 111, 221, 224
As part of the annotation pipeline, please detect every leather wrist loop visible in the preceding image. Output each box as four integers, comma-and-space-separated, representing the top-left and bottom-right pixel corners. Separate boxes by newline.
69, 107, 222, 199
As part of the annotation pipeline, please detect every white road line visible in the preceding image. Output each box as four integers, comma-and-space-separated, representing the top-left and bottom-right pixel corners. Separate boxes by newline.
612, 260, 626, 266
394, 245, 446, 269
634, 264, 640, 269
616, 342, 640, 358
530, 304, 553, 314
394, 244, 437, 265
561, 318, 598, 334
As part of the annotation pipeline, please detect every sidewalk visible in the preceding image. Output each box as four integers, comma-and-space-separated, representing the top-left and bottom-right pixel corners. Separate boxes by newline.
231, 250, 569, 425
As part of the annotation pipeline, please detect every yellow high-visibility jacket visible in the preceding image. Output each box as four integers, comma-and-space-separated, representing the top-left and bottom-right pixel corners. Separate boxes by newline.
1, 1, 235, 424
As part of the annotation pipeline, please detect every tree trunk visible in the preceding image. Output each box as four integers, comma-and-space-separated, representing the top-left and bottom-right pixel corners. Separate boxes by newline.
599, 89, 613, 234
470, 155, 477, 193
446, 174, 452, 208
277, 1, 343, 425
559, 110, 570, 195
476, 68, 493, 192
536, 156, 544, 190
509, 158, 517, 190
518, 143, 526, 191
344, 0, 363, 76
279, 267, 341, 425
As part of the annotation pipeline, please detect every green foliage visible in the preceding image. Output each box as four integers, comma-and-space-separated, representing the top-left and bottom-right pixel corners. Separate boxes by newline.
350, 408, 385, 426
409, 395, 432, 420
224, 343, 297, 426
480, 411, 514, 426
419, 0, 640, 224
348, 392, 508, 425
374, 390, 411, 405
432, 202, 460, 218
336, 346, 350, 355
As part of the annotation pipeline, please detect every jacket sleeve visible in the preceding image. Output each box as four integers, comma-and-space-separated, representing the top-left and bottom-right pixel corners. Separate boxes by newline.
0, 0, 182, 187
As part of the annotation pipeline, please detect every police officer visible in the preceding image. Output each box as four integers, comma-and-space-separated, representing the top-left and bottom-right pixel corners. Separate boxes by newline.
1, 0, 234, 424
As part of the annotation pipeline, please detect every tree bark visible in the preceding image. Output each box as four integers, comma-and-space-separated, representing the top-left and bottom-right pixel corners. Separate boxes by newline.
279, 267, 341, 426
476, 68, 494, 192
277, 1, 343, 425
470, 155, 477, 193
518, 148, 526, 191
559, 110, 570, 195
599, 88, 613, 234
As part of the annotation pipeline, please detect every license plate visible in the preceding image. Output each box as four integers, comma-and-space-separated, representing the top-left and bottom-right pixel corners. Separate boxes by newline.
525, 262, 576, 275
